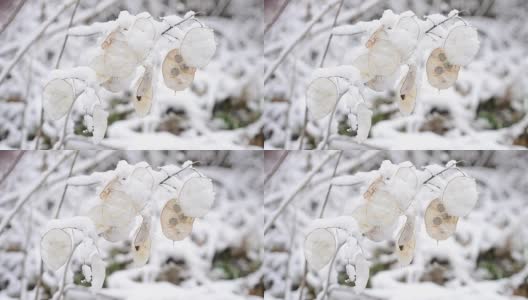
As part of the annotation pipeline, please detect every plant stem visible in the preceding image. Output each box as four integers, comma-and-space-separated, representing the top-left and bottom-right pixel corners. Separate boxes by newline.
264, 0, 292, 34
321, 242, 347, 300
318, 151, 343, 218
264, 151, 289, 185
319, 87, 350, 150
0, 151, 25, 186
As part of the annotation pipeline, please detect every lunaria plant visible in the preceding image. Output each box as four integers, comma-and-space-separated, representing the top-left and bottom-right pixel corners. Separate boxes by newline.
306, 10, 480, 146
304, 160, 478, 294
39, 161, 214, 292
42, 11, 216, 146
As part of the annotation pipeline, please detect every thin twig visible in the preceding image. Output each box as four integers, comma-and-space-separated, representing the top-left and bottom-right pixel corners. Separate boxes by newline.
264, 151, 289, 185
0, 0, 28, 36
298, 0, 344, 150
425, 11, 461, 34
53, 151, 79, 218
318, 151, 343, 218
263, 0, 341, 83
264, 0, 292, 34
423, 160, 462, 184
321, 242, 346, 300
264, 151, 338, 234
0, 0, 76, 85
0, 152, 75, 236
0, 151, 25, 186
161, 11, 199, 35
55, 242, 81, 300
319, 87, 350, 150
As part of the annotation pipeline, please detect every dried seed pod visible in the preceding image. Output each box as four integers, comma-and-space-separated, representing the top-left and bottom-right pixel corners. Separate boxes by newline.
395, 216, 416, 266
40, 228, 72, 271
160, 199, 195, 241
366, 26, 389, 48
181, 27, 216, 68
426, 48, 460, 90
398, 65, 417, 115
394, 16, 420, 59
390, 166, 418, 211
444, 25, 479, 66
353, 54, 373, 82
352, 204, 375, 234
132, 217, 151, 267
356, 103, 373, 144
162, 48, 196, 92
128, 18, 156, 61
43, 79, 75, 120
304, 228, 336, 270
90, 253, 106, 291
102, 30, 138, 78
368, 39, 401, 76
92, 105, 108, 144
363, 176, 400, 227
102, 75, 134, 93
424, 198, 458, 241
134, 66, 153, 117
306, 77, 338, 120
179, 177, 214, 217
442, 176, 478, 217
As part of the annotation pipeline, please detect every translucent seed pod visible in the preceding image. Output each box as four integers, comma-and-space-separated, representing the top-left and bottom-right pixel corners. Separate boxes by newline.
394, 16, 420, 60
162, 48, 196, 92
368, 39, 401, 76
390, 166, 418, 211
102, 75, 134, 93
351, 204, 375, 234
40, 228, 72, 271
398, 65, 417, 115
352, 54, 374, 82
89, 55, 111, 83
304, 228, 336, 270
132, 217, 152, 267
102, 32, 138, 79
395, 216, 416, 266
43, 79, 75, 120
181, 27, 216, 68
90, 253, 106, 292
354, 253, 369, 293
92, 105, 108, 144
306, 77, 338, 120
179, 177, 215, 218
160, 199, 195, 241
365, 26, 389, 48
426, 48, 460, 90
128, 18, 157, 61
362, 176, 400, 227
134, 66, 154, 117
441, 176, 478, 217
356, 103, 373, 144
424, 198, 458, 241
444, 25, 479, 66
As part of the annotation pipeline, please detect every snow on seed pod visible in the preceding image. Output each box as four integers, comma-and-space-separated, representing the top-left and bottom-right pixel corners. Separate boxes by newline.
40, 228, 72, 271
441, 176, 478, 217
393, 17, 420, 60
424, 198, 458, 241
43, 79, 75, 120
160, 199, 195, 241
88, 203, 135, 242
90, 253, 106, 292
365, 220, 398, 242
426, 48, 460, 90
346, 264, 356, 283
180, 27, 216, 68
92, 105, 108, 144
368, 39, 401, 77
134, 66, 153, 117
356, 103, 372, 143
398, 65, 417, 115
362, 176, 401, 227
395, 216, 416, 266
132, 217, 151, 267
102, 75, 134, 93
179, 177, 214, 218
304, 228, 336, 270
444, 25, 479, 66
354, 253, 369, 293
353, 54, 374, 82
306, 77, 338, 120
352, 204, 375, 233
127, 18, 156, 61
162, 48, 196, 92
390, 166, 418, 211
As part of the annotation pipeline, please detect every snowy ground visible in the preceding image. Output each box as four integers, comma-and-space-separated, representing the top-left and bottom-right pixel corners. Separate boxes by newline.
0, 150, 263, 300
264, 150, 528, 300
0, 0, 262, 150
264, 0, 528, 150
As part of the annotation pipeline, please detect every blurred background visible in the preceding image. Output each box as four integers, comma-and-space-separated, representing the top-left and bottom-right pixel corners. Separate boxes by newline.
0, 150, 263, 299
264, 150, 528, 299
0, 0, 263, 150
264, 0, 528, 150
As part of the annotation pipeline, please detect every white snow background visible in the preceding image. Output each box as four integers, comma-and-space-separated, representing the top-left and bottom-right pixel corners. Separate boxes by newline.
0, 150, 263, 299
263, 0, 528, 150
264, 150, 528, 300
0, 0, 263, 150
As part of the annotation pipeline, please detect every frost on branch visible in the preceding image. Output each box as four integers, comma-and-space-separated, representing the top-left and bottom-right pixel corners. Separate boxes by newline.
304, 10, 480, 144
303, 159, 479, 294
42, 11, 217, 145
